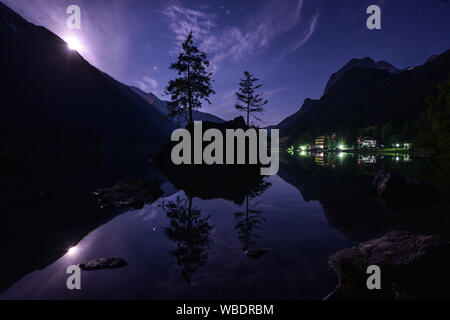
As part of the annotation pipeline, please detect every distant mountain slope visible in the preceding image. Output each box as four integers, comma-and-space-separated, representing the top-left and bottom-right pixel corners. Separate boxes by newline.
129, 86, 225, 125
276, 98, 318, 136
0, 1, 172, 154
0, 1, 178, 294
324, 57, 399, 94
277, 50, 450, 146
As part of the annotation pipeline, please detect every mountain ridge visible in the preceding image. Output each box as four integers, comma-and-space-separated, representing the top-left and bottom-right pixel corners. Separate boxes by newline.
129, 86, 225, 125
324, 56, 399, 94
277, 49, 450, 146
0, 1, 174, 153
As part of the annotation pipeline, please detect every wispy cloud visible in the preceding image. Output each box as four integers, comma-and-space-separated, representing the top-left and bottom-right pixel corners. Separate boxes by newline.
264, 87, 291, 97
132, 76, 159, 93
162, 4, 216, 45
220, 88, 237, 102
289, 12, 320, 52
162, 0, 319, 67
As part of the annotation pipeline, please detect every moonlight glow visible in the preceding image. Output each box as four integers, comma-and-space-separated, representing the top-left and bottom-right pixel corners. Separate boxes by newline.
66, 36, 83, 52
67, 246, 78, 255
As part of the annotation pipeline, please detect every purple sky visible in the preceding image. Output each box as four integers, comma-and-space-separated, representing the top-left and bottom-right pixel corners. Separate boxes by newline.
3, 0, 450, 125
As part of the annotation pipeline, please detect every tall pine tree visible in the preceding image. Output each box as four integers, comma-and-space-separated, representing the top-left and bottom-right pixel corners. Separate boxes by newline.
235, 71, 268, 127
166, 32, 215, 124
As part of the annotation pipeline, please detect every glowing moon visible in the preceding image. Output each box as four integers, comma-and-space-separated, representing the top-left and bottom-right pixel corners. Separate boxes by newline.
66, 36, 83, 52
67, 246, 78, 255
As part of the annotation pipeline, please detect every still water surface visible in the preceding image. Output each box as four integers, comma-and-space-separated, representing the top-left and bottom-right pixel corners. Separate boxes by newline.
1, 153, 445, 299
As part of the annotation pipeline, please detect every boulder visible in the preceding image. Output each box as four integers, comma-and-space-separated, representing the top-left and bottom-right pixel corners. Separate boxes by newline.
244, 248, 271, 259
93, 179, 164, 210
327, 231, 450, 299
371, 171, 437, 205
79, 257, 127, 271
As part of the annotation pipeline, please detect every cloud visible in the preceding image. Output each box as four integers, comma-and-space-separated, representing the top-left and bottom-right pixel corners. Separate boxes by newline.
288, 12, 320, 52
220, 89, 237, 101
264, 87, 291, 97
132, 76, 159, 93
162, 4, 216, 45
162, 0, 319, 67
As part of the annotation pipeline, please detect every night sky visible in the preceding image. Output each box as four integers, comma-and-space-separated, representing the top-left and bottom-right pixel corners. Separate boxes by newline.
4, 0, 450, 125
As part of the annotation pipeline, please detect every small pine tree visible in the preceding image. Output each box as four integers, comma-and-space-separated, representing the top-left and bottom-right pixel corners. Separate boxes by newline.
166, 32, 215, 124
235, 71, 268, 127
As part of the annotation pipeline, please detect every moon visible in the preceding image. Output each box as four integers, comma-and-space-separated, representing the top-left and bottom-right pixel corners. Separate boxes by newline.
65, 36, 83, 52
67, 246, 78, 255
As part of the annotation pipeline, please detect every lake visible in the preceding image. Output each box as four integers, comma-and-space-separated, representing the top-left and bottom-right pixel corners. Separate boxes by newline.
1, 151, 448, 299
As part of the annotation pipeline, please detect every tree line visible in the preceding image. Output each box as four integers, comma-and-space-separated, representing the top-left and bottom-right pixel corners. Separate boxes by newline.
165, 32, 267, 127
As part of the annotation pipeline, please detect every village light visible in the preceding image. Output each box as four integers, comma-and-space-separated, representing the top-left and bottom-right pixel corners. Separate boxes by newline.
300, 145, 307, 151
396, 144, 400, 147
287, 146, 294, 155
338, 144, 346, 150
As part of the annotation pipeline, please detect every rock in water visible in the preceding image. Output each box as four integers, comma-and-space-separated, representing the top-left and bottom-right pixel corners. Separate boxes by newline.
244, 249, 271, 259
371, 170, 436, 205
153, 116, 270, 205
93, 179, 164, 210
327, 231, 450, 299
79, 258, 127, 271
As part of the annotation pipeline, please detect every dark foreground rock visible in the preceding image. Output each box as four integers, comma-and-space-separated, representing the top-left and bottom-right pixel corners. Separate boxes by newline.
93, 179, 164, 210
327, 231, 450, 299
79, 257, 127, 271
371, 170, 437, 206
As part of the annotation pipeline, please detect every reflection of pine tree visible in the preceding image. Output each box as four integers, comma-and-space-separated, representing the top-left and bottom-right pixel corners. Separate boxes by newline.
247, 180, 272, 199
234, 180, 271, 252
162, 197, 213, 285
234, 196, 266, 251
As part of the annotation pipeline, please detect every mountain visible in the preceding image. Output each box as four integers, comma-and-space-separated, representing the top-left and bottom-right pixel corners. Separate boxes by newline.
277, 50, 450, 146
276, 98, 318, 136
0, 1, 173, 160
323, 57, 399, 94
129, 86, 225, 126
129, 86, 167, 114
425, 54, 439, 64
0, 1, 178, 293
